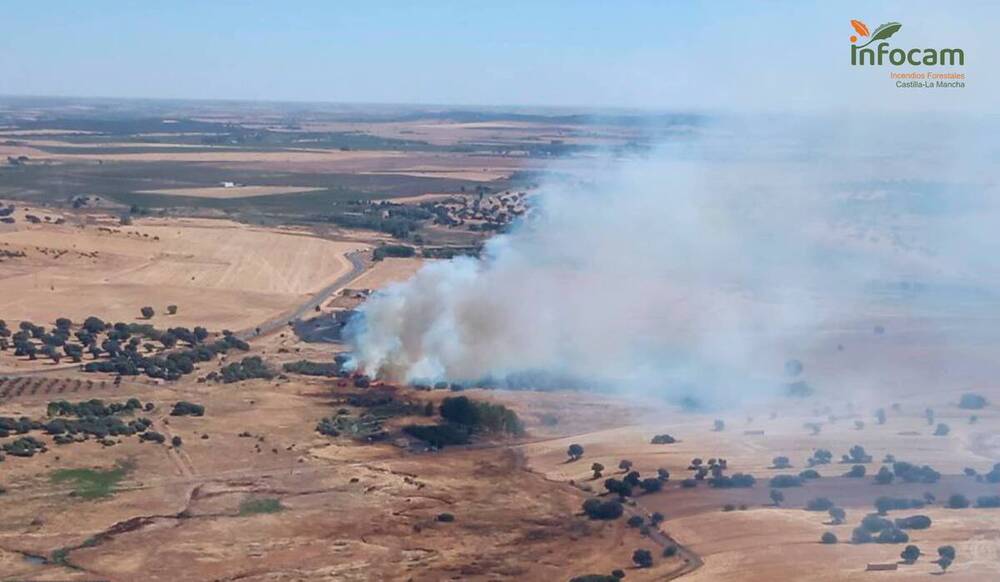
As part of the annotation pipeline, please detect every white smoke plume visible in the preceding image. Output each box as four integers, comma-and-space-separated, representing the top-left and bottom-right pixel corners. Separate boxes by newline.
347, 116, 999, 408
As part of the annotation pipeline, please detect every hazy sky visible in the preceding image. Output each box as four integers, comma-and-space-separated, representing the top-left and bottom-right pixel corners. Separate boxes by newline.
1, 1, 994, 112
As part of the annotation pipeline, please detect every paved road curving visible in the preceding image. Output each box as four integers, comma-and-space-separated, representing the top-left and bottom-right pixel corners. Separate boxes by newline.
234, 250, 367, 340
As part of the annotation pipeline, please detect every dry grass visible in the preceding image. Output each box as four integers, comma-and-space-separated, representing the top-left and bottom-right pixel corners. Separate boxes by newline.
344, 258, 426, 291
0, 216, 367, 331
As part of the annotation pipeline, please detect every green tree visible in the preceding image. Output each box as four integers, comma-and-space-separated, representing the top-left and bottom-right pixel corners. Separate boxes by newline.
567, 443, 584, 461
829, 507, 846, 524
632, 549, 653, 568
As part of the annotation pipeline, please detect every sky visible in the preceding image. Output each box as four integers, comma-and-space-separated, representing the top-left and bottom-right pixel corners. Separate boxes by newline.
0, 1, 994, 112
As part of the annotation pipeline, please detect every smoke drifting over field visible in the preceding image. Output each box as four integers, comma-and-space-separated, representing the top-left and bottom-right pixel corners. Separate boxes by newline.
348, 117, 1000, 407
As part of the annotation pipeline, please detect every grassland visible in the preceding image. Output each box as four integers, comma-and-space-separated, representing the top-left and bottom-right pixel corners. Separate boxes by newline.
51, 459, 135, 499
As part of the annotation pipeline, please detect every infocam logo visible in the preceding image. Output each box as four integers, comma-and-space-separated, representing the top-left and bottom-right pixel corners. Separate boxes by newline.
849, 20, 964, 66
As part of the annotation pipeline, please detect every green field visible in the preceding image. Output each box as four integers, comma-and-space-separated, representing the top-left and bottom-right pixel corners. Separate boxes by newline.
50, 459, 136, 499
238, 497, 285, 516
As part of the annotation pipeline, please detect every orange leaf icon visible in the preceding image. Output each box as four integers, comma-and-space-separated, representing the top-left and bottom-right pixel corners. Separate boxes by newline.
851, 19, 870, 37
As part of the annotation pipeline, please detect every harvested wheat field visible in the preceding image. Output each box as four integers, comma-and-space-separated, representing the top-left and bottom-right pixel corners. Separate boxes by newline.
0, 216, 367, 331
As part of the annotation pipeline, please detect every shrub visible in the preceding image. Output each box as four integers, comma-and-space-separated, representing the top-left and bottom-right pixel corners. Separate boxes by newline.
170, 401, 205, 417
220, 356, 274, 383
798, 469, 820, 480
567, 443, 584, 461
844, 464, 866, 478
436, 512, 455, 522
894, 515, 932, 529
139, 431, 165, 444
876, 528, 909, 544
772, 456, 791, 469
809, 449, 832, 465
901, 544, 921, 563
861, 514, 894, 532
770, 474, 803, 488
439, 396, 524, 435
662, 545, 678, 557
316, 418, 341, 437
83, 317, 106, 334
627, 515, 643, 528
933, 423, 950, 436
844, 445, 872, 463
829, 507, 846, 524
140, 306, 155, 319
874, 466, 894, 485
282, 360, 341, 377
947, 493, 970, 509
591, 462, 605, 478
709, 473, 755, 488
650, 434, 676, 444
892, 461, 940, 484
806, 497, 835, 511
640, 478, 663, 493
632, 549, 653, 568
959, 393, 988, 409
373, 244, 416, 260
875, 496, 925, 514
582, 498, 624, 520
786, 380, 813, 397
851, 527, 873, 544
604, 478, 632, 498
821, 532, 838, 544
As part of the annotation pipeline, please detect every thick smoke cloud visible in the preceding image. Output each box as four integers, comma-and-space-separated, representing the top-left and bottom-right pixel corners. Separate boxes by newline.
347, 116, 999, 408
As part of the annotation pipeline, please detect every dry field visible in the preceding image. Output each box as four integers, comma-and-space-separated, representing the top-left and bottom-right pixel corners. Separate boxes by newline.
510, 316, 1000, 582
4, 135, 533, 180
269, 119, 643, 148
0, 364, 680, 582
344, 257, 427, 292
359, 167, 511, 182
135, 186, 323, 199
0, 214, 367, 336
2, 309, 999, 580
